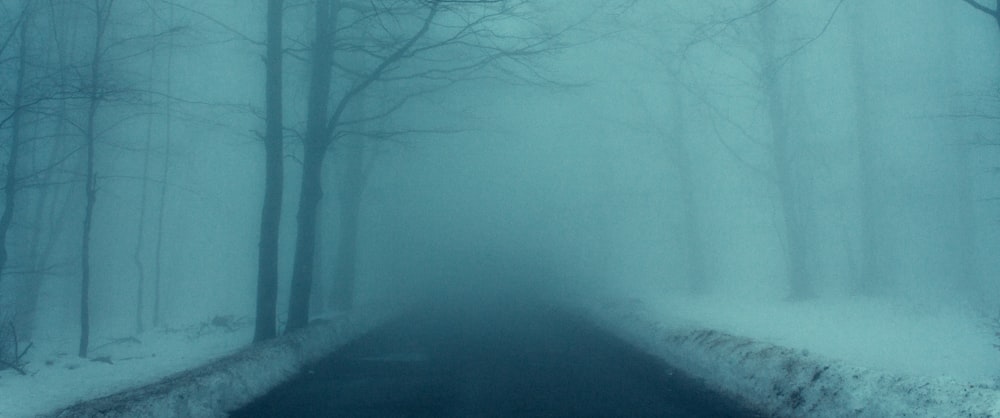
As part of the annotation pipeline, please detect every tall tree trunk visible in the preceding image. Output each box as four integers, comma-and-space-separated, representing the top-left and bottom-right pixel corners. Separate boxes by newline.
0, 5, 29, 287
254, 0, 284, 342
80, 0, 111, 358
286, 0, 335, 332
849, 7, 882, 295
152, 3, 175, 328
288, 147, 326, 330
286, 0, 436, 329
80, 116, 96, 358
132, 11, 161, 335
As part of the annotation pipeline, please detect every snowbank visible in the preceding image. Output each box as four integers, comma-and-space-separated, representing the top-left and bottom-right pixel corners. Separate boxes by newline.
42, 309, 389, 418
581, 297, 1000, 417
1, 320, 257, 417
15, 290, 1000, 417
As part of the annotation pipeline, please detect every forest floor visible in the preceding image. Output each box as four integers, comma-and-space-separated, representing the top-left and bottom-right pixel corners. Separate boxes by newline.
0, 293, 997, 416
0, 316, 253, 417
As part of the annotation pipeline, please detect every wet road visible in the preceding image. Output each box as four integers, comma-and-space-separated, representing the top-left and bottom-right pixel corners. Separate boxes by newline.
230, 304, 760, 417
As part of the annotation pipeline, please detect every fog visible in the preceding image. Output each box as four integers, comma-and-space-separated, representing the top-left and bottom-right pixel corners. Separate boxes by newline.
2, 0, 1000, 391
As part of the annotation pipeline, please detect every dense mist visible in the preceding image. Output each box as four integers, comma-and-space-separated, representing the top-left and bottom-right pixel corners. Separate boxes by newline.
1, 0, 999, 389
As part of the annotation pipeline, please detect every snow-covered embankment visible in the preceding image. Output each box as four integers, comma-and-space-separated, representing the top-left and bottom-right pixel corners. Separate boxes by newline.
582, 298, 1000, 417
46, 310, 390, 418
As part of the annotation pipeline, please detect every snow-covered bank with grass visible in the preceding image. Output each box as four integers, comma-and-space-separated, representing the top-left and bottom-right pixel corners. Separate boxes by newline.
0, 308, 388, 418
581, 292, 1000, 417
8, 287, 1000, 417
0, 318, 252, 418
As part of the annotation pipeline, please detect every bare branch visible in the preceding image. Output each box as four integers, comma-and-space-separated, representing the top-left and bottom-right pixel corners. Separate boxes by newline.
158, 0, 263, 46
325, 2, 441, 141
960, 0, 997, 16
773, 0, 847, 72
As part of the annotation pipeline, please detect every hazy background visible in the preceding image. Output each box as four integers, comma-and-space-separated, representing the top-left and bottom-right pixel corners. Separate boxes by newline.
1, 0, 998, 363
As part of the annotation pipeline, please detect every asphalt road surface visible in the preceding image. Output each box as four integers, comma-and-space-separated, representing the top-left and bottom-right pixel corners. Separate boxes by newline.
230, 304, 761, 417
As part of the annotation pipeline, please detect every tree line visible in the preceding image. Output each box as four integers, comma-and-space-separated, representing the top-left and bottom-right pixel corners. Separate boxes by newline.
0, 0, 600, 362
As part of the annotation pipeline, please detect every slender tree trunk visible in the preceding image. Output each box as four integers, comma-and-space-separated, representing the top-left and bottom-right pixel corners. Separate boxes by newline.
288, 147, 326, 330
254, 0, 284, 342
133, 129, 150, 335
132, 12, 161, 335
80, 118, 96, 358
286, 0, 335, 332
849, 12, 882, 295
0, 7, 29, 287
286, 0, 436, 329
152, 3, 175, 328
80, 0, 111, 358
152, 132, 169, 327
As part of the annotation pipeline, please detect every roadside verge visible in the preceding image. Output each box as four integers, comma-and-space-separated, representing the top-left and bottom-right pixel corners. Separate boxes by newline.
46, 309, 390, 418
581, 297, 1000, 417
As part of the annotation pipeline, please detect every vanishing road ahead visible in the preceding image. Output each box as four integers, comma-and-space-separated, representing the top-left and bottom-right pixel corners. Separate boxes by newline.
231, 303, 761, 417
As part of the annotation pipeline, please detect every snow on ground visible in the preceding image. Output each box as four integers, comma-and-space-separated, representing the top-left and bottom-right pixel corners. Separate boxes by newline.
580, 289, 1000, 417
0, 318, 253, 418
5, 286, 1000, 417
0, 308, 389, 417
642, 291, 1000, 382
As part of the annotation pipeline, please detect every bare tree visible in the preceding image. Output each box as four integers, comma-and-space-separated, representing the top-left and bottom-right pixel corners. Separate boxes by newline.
75, 0, 123, 358
0, 2, 32, 288
756, 2, 816, 300
10, 0, 87, 343
61, 0, 174, 357
286, 0, 336, 332
254, 0, 284, 342
285, 0, 580, 330
664, 0, 845, 300
152, 1, 177, 329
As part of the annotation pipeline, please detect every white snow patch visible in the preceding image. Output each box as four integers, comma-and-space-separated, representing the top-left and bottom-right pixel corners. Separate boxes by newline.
0, 319, 252, 418
578, 292, 1000, 417
640, 291, 1000, 382
0, 308, 390, 418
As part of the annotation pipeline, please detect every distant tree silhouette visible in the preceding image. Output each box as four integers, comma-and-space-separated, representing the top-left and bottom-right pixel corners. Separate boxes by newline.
285, 0, 585, 331
0, 2, 32, 290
